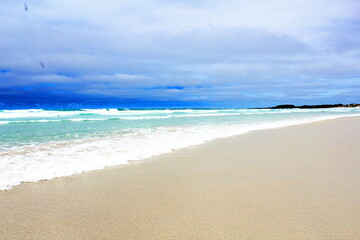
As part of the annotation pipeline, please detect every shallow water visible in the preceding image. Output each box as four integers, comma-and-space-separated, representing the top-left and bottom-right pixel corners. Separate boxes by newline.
0, 108, 359, 190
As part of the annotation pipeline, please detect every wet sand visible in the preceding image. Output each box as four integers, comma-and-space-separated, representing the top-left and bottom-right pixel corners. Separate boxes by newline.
1, 117, 360, 240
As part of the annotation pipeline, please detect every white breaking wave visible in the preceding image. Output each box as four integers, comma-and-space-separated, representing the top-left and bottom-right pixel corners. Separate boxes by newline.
0, 118, 110, 124
0, 113, 243, 124
1, 108, 358, 122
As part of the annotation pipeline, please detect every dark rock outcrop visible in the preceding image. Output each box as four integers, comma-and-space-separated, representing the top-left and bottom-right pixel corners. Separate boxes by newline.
271, 104, 296, 109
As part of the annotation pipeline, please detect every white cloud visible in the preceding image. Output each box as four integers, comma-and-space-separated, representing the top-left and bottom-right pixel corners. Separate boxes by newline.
0, 0, 359, 106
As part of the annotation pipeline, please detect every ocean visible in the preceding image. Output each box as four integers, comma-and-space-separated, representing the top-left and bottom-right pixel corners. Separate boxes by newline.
1, 108, 359, 190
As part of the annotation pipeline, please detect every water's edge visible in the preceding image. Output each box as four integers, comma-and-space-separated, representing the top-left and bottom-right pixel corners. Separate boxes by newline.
1, 114, 359, 191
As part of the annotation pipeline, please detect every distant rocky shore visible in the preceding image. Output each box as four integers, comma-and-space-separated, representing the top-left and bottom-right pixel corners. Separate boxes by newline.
268, 103, 360, 109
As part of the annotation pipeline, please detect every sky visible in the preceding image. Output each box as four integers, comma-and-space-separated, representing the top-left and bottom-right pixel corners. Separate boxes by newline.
0, 0, 359, 108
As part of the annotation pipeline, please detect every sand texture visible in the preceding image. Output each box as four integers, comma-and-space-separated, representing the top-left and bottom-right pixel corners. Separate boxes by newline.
1, 117, 360, 240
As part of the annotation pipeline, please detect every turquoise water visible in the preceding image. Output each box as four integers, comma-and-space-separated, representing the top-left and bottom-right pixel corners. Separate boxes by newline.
0, 108, 359, 190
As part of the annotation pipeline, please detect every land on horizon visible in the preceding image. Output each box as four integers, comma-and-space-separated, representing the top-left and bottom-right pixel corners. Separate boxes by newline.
267, 103, 360, 109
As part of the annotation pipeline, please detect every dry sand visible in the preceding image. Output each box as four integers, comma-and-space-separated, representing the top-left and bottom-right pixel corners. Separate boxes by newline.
1, 117, 360, 240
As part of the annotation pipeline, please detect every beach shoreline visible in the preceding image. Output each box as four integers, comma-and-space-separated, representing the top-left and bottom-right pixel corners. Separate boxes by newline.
1, 108, 359, 191
1, 117, 360, 239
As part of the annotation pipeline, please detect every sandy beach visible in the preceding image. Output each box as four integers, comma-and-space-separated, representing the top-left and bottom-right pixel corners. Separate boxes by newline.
1, 117, 359, 240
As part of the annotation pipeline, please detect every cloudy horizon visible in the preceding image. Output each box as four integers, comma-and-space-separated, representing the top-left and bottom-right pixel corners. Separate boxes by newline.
1, 0, 359, 108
